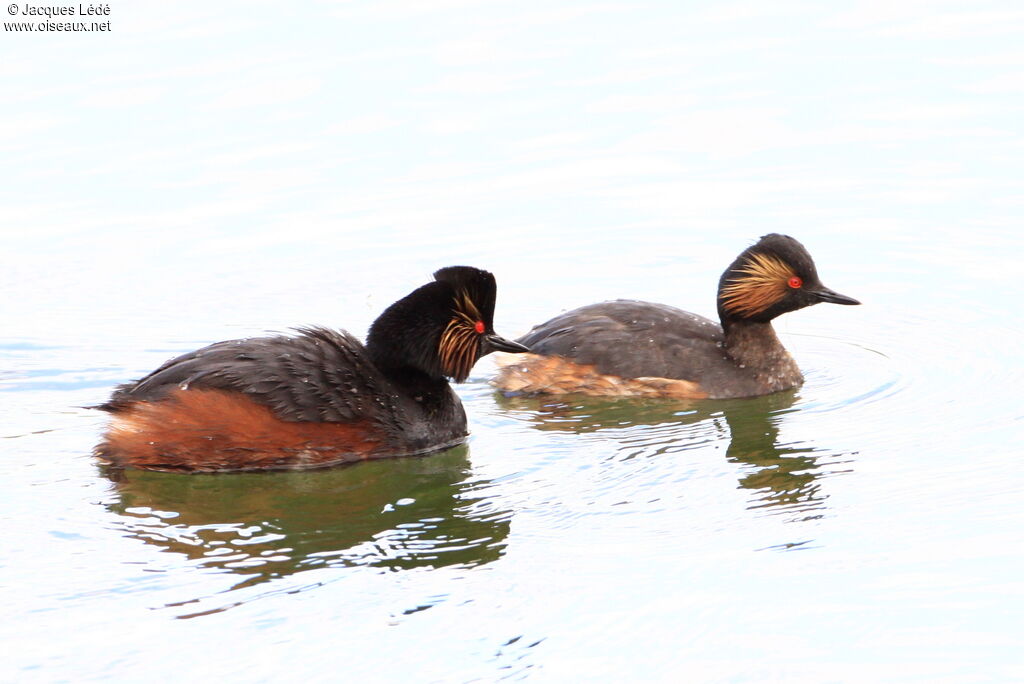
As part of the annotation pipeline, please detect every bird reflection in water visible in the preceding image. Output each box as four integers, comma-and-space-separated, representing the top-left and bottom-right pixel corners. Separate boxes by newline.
495, 391, 850, 522
101, 446, 510, 617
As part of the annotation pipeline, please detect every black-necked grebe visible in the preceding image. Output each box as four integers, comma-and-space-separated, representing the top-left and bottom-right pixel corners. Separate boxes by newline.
96, 266, 528, 472
494, 234, 859, 399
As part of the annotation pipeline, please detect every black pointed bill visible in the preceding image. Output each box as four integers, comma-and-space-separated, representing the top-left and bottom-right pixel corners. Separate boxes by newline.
813, 287, 860, 306
484, 334, 530, 354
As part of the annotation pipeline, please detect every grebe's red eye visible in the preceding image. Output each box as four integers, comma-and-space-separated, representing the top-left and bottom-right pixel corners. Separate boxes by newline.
474, 320, 485, 334
788, 276, 803, 289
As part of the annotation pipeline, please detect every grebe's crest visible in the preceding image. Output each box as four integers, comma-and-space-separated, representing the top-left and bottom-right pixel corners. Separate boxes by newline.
434, 266, 496, 382
716, 233, 825, 322
366, 266, 525, 383
720, 251, 800, 317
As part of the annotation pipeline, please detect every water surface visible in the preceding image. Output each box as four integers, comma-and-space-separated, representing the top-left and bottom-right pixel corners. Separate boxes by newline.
3, 2, 1023, 681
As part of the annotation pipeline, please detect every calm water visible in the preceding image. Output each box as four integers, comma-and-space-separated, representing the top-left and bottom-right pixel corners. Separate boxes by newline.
3, 2, 1023, 681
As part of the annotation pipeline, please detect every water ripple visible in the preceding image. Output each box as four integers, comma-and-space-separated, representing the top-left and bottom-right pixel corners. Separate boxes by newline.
787, 333, 908, 414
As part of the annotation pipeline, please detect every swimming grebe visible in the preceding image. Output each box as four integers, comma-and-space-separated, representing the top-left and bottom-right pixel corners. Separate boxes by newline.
494, 234, 859, 399
96, 266, 529, 472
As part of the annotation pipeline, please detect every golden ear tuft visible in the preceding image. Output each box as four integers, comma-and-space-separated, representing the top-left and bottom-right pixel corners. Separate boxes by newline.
454, 290, 483, 324
437, 289, 485, 382
720, 253, 797, 316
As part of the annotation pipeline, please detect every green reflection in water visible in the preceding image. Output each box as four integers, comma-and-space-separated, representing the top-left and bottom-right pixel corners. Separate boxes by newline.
496, 390, 849, 520
719, 393, 852, 522
102, 446, 510, 607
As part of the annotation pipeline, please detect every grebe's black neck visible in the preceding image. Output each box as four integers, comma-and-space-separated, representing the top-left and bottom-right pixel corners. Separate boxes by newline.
364, 282, 452, 385
721, 319, 803, 392
363, 296, 461, 413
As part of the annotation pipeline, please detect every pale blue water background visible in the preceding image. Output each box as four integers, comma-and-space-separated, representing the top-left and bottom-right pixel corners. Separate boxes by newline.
2, 1, 1023, 681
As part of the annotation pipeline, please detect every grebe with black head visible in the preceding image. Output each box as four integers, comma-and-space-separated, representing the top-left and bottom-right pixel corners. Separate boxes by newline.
97, 266, 528, 472
494, 234, 859, 399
